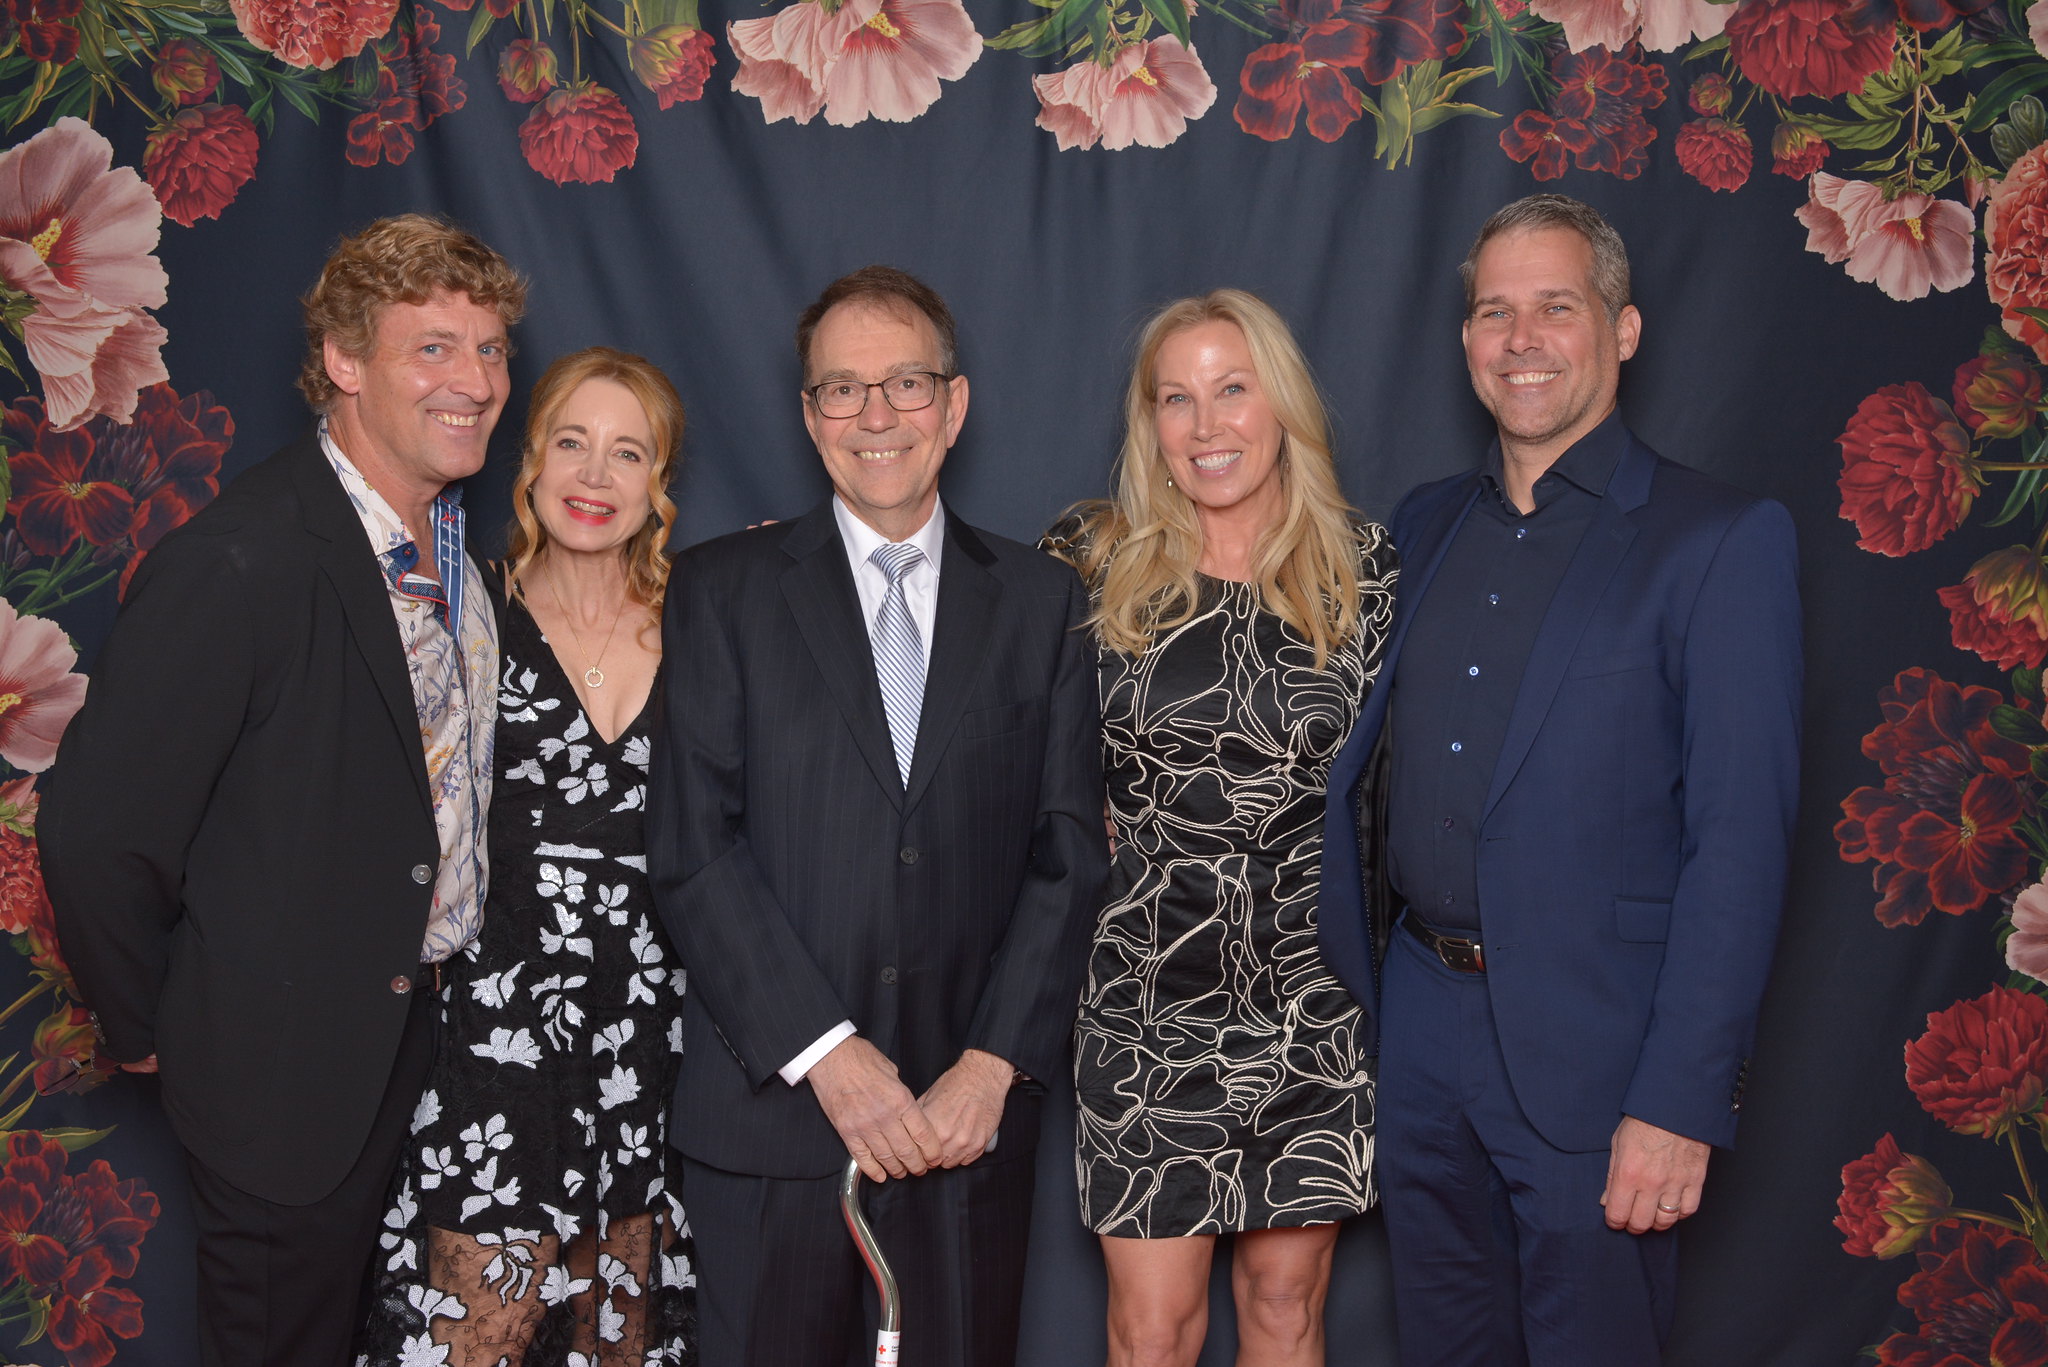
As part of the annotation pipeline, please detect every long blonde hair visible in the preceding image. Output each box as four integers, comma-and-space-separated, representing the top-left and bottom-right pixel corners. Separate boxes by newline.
505, 347, 684, 639
1062, 290, 1363, 667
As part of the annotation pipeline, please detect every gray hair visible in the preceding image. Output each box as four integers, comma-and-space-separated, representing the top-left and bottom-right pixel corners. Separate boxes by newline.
1458, 194, 1631, 323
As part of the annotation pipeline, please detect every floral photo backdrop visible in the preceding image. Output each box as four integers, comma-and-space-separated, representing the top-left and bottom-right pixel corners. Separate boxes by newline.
0, 0, 2044, 1357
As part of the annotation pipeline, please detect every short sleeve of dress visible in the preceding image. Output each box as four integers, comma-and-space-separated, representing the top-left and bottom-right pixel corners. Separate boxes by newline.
1353, 521, 1400, 686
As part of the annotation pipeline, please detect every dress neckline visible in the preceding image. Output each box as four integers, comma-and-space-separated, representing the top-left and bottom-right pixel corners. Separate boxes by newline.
513, 596, 655, 748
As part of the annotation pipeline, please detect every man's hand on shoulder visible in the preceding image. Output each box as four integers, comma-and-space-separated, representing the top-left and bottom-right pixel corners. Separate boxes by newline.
807, 1035, 939, 1182
918, 1048, 1014, 1168
1601, 1115, 1709, 1234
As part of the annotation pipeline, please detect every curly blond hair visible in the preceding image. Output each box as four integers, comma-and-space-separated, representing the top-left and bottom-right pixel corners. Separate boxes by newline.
298, 214, 528, 410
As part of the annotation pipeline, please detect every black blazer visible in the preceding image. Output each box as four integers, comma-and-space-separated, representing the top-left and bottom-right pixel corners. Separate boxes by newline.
646, 500, 1107, 1180
41, 435, 446, 1205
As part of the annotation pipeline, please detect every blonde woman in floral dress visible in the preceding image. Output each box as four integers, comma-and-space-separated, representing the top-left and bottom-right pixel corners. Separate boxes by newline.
1048, 291, 1396, 1367
359, 348, 694, 1366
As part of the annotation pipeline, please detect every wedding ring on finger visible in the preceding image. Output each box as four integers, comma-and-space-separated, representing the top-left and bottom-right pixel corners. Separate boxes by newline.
1656, 1202, 1681, 1213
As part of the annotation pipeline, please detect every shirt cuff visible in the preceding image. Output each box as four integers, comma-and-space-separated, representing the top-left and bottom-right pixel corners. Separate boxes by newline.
780, 1020, 857, 1086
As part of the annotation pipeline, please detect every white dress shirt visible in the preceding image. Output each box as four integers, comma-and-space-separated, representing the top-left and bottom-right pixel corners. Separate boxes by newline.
779, 497, 947, 1086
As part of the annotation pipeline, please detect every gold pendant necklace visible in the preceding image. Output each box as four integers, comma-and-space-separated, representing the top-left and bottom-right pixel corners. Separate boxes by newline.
543, 565, 626, 689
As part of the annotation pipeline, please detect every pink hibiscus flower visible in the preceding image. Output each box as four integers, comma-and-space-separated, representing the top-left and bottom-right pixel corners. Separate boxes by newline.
0, 597, 87, 774
0, 120, 169, 432
2030, 0, 2047, 56
1795, 172, 1973, 302
1033, 38, 1217, 150
1529, 0, 1729, 50
729, 0, 982, 126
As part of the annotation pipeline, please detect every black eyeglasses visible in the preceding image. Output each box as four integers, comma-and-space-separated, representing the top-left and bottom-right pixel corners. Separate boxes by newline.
804, 371, 951, 419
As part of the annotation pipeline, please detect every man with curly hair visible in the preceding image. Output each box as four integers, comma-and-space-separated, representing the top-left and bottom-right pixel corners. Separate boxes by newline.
41, 214, 526, 1367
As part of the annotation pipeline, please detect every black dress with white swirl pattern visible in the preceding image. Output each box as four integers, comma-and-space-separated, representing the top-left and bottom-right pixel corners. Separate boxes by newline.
1062, 524, 1397, 1237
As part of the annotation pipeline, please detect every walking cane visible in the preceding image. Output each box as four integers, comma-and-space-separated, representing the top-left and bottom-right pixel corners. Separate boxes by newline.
841, 1156, 902, 1366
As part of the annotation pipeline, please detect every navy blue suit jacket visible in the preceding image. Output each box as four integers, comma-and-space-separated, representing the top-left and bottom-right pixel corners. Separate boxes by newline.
1318, 427, 1801, 1152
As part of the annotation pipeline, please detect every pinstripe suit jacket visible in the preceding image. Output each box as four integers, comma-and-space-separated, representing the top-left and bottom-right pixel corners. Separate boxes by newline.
647, 499, 1107, 1180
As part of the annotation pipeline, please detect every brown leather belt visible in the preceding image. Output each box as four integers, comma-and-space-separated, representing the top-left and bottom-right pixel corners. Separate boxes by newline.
1406, 916, 1486, 974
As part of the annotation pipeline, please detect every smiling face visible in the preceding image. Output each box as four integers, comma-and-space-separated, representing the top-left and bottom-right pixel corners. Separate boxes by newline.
529, 376, 657, 562
1462, 225, 1641, 469
1152, 319, 1286, 531
800, 300, 966, 541
323, 289, 511, 516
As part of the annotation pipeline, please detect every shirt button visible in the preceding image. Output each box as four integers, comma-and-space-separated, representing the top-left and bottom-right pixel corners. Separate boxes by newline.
880, 966, 898, 984
1467, 666, 1480, 677
899, 847, 920, 865
1515, 527, 1528, 540
1488, 594, 1500, 606
1450, 742, 1463, 753
411, 864, 432, 884
1441, 893, 1455, 905
390, 976, 412, 995
1442, 817, 1455, 829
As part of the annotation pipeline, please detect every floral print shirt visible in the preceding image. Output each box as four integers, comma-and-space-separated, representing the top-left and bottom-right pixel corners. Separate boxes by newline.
320, 422, 496, 962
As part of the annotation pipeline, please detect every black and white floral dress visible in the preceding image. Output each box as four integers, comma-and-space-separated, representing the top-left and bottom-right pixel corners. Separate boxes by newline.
358, 597, 694, 1366
1058, 523, 1398, 1238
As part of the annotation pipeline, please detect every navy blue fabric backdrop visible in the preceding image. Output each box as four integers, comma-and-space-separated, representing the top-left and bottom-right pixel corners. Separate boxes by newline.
4, 0, 2047, 1360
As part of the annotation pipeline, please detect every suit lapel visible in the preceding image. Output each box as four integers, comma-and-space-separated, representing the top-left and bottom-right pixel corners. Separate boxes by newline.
288, 438, 433, 813
903, 517, 999, 811
1480, 439, 1653, 822
779, 503, 905, 806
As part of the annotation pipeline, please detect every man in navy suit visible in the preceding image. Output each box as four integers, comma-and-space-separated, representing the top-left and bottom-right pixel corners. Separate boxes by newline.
1319, 194, 1802, 1364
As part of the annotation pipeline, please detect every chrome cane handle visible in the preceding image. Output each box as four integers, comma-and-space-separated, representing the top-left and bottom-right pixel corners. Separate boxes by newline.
840, 1157, 902, 1366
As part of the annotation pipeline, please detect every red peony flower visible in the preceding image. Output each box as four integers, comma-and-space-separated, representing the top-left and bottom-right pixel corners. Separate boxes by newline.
1688, 71, 1732, 115
1836, 381, 1976, 557
498, 38, 559, 102
143, 105, 260, 228
519, 85, 639, 185
1987, 143, 2048, 365
1771, 120, 1828, 177
229, 0, 399, 69
1953, 355, 2044, 441
6, 0, 81, 63
1906, 986, 2048, 1137
1726, 0, 1895, 99
151, 37, 220, 106
1941, 546, 2048, 672
630, 24, 717, 108
378, 13, 464, 125
0, 822, 52, 941
1836, 1133, 1953, 1259
345, 70, 420, 168
1675, 117, 1752, 191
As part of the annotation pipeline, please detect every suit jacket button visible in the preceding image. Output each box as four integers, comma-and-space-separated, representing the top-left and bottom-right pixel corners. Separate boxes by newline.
899, 847, 919, 865
391, 976, 413, 994
411, 863, 432, 885
880, 966, 898, 984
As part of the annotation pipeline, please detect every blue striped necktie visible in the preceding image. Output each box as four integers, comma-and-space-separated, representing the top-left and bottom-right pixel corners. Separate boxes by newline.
868, 542, 927, 786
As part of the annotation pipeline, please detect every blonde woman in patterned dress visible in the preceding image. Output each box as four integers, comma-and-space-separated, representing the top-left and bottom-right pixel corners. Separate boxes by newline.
1046, 291, 1397, 1367
360, 347, 694, 1366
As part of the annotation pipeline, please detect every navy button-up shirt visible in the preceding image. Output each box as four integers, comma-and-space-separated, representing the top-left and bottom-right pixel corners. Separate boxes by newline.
1386, 411, 1627, 932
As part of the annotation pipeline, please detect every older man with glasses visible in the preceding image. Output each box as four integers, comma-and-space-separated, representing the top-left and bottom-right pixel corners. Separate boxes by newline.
646, 264, 1107, 1367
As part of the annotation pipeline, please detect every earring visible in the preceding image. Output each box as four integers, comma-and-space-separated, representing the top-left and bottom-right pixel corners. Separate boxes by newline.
1165, 475, 1175, 489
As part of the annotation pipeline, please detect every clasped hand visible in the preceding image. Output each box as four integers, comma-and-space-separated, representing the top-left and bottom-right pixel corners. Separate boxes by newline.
807, 1037, 1012, 1182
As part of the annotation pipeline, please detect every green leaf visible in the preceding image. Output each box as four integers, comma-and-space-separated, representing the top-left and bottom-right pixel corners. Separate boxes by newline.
277, 77, 320, 122
202, 36, 256, 87
1964, 67, 2048, 133
2020, 307, 2048, 332
466, 2, 497, 57
1986, 324, 2027, 359
0, 1092, 30, 1133
1848, 89, 1903, 119
1803, 113, 1902, 151
1683, 32, 1729, 61
2013, 93, 2047, 145
1986, 465, 2045, 527
2015, 665, 2043, 701
1991, 703, 2048, 746
989, 0, 1099, 56
1994, 121, 2034, 170
1410, 100, 1499, 133
1847, 148, 1906, 174
153, 6, 208, 33
2030, 746, 2048, 780
19, 1288, 47, 1346
0, 340, 19, 387
1140, 0, 1191, 47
